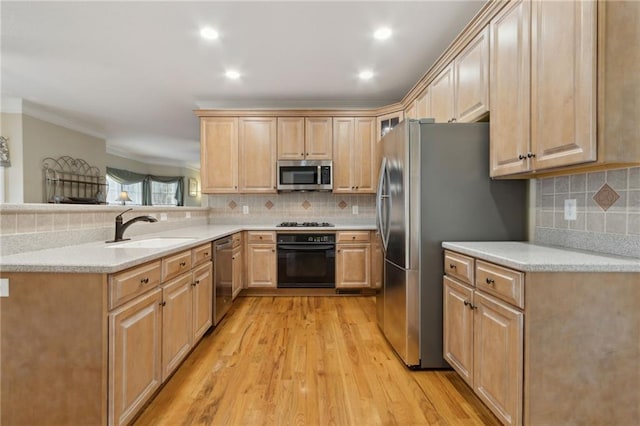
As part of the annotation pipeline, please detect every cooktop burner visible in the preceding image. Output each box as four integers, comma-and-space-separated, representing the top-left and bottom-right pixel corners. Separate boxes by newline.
277, 221, 335, 227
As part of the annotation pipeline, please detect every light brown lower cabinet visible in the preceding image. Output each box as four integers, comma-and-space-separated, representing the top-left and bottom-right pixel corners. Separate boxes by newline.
336, 231, 371, 289
232, 238, 244, 298
245, 231, 277, 289
371, 231, 383, 289
110, 245, 213, 426
443, 249, 640, 425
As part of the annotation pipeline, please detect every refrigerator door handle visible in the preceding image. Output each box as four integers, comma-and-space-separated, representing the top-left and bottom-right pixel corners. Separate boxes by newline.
376, 158, 390, 251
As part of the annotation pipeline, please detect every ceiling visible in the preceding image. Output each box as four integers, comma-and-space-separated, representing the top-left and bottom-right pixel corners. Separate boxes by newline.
1, 1, 486, 170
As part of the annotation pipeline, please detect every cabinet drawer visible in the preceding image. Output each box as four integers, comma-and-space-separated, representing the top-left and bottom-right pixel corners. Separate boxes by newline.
232, 232, 243, 248
192, 243, 212, 266
337, 231, 370, 243
444, 250, 475, 285
109, 260, 162, 310
247, 231, 276, 243
162, 250, 192, 281
475, 260, 524, 309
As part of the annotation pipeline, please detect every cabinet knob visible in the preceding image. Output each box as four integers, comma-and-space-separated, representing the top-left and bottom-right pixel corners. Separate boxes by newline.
160, 301, 166, 307
449, 263, 456, 269
306, 152, 309, 156
180, 261, 186, 267
451, 118, 457, 123
352, 236, 356, 240
140, 277, 149, 284
259, 236, 263, 239
272, 249, 275, 253
485, 277, 495, 285
204, 252, 209, 256
192, 282, 197, 287
300, 153, 304, 156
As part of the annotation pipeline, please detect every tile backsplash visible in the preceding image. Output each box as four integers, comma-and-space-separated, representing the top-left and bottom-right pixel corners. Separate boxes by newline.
535, 166, 640, 258
206, 192, 376, 222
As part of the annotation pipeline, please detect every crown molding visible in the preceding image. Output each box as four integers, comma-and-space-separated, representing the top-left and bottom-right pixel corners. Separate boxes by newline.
1, 97, 23, 113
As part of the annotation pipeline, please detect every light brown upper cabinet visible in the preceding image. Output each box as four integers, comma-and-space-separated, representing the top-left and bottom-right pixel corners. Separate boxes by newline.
492, 0, 640, 178
238, 117, 277, 193
200, 117, 276, 193
404, 102, 417, 120
415, 88, 432, 119
333, 117, 376, 193
277, 117, 332, 160
429, 28, 489, 124
200, 117, 239, 193
490, 0, 619, 178
429, 63, 455, 123
455, 26, 490, 123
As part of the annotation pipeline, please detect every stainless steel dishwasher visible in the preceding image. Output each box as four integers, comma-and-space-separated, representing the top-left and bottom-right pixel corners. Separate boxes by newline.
213, 236, 233, 325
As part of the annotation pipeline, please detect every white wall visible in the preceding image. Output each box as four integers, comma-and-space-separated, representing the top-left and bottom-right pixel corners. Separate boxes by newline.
0, 112, 25, 203
22, 114, 106, 203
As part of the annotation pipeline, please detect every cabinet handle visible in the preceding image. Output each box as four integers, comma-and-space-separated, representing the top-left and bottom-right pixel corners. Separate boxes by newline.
463, 300, 477, 310
449, 263, 457, 269
518, 154, 526, 160
485, 277, 495, 285
527, 152, 536, 158
300, 153, 304, 156
272, 249, 275, 253
259, 236, 263, 239
140, 277, 149, 284
180, 261, 186, 267
192, 282, 197, 287
204, 252, 209, 256
352, 236, 356, 240
160, 301, 166, 307
306, 152, 309, 156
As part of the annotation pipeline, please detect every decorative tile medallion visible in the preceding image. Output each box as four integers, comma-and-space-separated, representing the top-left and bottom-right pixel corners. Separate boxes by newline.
593, 183, 620, 211
302, 200, 311, 210
228, 200, 237, 210
338, 200, 348, 209
265, 200, 274, 210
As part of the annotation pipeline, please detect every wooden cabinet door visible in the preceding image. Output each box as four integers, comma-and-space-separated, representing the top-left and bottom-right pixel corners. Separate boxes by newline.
473, 292, 523, 426
405, 102, 417, 120
239, 117, 277, 193
232, 245, 244, 299
109, 288, 162, 426
200, 117, 238, 193
455, 26, 490, 122
246, 244, 277, 288
530, 0, 596, 170
277, 117, 305, 160
415, 88, 432, 119
332, 117, 355, 193
354, 117, 376, 193
336, 243, 371, 288
192, 262, 213, 342
443, 276, 474, 387
305, 117, 333, 159
161, 273, 193, 381
430, 63, 455, 123
489, 0, 531, 177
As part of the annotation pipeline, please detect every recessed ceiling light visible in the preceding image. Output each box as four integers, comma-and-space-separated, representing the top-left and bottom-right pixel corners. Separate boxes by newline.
225, 70, 241, 80
200, 27, 219, 40
374, 27, 392, 40
359, 70, 374, 80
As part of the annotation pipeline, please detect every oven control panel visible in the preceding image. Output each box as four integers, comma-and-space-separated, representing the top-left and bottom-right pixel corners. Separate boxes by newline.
277, 233, 336, 244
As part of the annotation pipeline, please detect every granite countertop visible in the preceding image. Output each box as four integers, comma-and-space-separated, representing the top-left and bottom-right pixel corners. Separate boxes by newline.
442, 241, 640, 273
0, 223, 376, 273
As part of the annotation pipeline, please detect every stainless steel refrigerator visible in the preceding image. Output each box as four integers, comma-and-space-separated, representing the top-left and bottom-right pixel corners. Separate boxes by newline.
376, 119, 526, 369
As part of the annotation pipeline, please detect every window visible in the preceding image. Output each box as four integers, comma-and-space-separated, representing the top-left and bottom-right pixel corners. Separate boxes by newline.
151, 181, 178, 206
106, 175, 142, 205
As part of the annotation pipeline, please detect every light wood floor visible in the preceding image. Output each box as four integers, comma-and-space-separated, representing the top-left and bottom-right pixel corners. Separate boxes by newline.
134, 296, 499, 426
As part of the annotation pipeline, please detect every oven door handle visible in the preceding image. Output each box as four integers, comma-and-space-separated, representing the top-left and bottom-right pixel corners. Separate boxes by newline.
277, 244, 335, 251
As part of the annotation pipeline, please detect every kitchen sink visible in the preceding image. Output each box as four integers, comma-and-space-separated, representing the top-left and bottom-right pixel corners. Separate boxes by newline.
106, 237, 197, 249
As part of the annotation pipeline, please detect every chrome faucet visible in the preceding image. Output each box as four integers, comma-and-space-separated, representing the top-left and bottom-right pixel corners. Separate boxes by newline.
106, 208, 158, 243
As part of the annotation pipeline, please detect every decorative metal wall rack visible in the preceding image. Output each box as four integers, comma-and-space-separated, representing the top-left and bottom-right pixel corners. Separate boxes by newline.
43, 156, 107, 204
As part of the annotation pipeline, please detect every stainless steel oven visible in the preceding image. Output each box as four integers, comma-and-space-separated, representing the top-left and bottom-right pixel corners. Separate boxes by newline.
277, 233, 336, 288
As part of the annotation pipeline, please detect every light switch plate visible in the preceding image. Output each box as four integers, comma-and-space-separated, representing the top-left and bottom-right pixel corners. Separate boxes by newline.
0, 279, 9, 297
564, 199, 577, 221
185, 212, 191, 219
242, 205, 249, 214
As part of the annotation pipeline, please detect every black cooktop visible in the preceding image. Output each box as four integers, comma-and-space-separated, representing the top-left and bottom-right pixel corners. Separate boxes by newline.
277, 221, 335, 227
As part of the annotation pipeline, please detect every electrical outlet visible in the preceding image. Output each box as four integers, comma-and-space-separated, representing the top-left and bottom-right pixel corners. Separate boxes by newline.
352, 205, 359, 215
243, 205, 249, 214
160, 213, 168, 221
185, 212, 191, 219
0, 279, 9, 297
564, 199, 577, 221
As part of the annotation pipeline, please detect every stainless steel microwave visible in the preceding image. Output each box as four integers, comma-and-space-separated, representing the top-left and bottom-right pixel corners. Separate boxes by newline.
277, 160, 332, 191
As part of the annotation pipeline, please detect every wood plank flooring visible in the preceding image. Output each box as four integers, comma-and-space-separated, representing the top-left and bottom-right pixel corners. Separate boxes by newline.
134, 296, 499, 426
